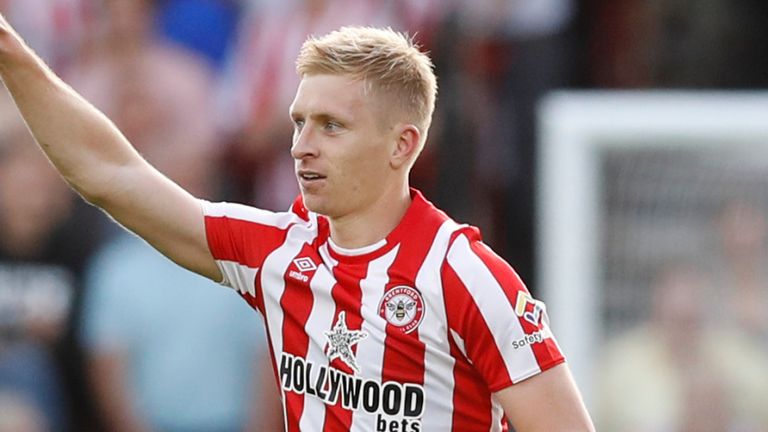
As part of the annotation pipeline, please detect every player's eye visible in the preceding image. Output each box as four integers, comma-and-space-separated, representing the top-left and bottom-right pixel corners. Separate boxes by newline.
324, 121, 343, 133
293, 118, 305, 131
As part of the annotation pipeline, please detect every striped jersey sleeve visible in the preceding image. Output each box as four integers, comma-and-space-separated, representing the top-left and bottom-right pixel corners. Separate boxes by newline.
200, 199, 305, 305
442, 229, 565, 392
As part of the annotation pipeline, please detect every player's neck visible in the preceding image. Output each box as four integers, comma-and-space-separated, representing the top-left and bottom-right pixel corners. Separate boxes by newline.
328, 184, 411, 250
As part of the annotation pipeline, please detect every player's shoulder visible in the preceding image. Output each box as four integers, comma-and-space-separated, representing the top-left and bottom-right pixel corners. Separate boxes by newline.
445, 228, 507, 270
433, 211, 513, 278
441, 231, 528, 299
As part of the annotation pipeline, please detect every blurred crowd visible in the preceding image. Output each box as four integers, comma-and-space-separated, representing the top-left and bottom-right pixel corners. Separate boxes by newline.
0, 0, 767, 431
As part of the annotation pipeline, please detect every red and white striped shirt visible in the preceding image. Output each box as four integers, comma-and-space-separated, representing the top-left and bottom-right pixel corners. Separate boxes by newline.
202, 189, 564, 431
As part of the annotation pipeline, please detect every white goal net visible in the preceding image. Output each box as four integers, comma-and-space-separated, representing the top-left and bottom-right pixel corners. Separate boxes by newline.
538, 92, 768, 431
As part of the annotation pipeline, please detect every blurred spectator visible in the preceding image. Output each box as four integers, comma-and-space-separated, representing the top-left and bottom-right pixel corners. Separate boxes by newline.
0, 0, 90, 73
0, 132, 71, 431
155, 0, 242, 71
0, 98, 102, 431
67, 2, 282, 430
0, 392, 47, 432
81, 233, 282, 432
595, 263, 768, 431
715, 198, 768, 342
216, 0, 395, 209
67, 0, 219, 201
428, 0, 575, 283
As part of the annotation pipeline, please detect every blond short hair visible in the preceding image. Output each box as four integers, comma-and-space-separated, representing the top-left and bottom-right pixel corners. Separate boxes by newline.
296, 26, 437, 144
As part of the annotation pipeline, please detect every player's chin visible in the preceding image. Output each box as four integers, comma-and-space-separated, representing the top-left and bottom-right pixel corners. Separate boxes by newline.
300, 193, 329, 215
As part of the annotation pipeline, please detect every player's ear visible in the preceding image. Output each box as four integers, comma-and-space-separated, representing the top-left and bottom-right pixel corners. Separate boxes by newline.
390, 124, 421, 169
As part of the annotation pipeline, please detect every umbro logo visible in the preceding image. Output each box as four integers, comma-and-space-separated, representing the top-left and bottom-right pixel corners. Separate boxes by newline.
288, 256, 317, 283
293, 257, 317, 272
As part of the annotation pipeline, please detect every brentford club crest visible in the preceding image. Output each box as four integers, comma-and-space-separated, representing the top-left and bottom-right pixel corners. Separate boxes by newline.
378, 286, 424, 334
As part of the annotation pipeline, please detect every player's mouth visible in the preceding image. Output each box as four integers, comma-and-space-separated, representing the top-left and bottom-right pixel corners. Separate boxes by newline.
298, 170, 326, 187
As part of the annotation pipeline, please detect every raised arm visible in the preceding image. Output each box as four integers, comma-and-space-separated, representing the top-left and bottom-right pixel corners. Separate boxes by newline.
0, 14, 221, 281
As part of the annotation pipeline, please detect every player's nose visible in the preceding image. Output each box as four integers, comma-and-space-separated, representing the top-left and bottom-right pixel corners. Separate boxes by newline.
291, 125, 317, 159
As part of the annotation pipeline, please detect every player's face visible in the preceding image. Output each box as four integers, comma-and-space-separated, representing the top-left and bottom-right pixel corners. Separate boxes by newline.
289, 74, 398, 219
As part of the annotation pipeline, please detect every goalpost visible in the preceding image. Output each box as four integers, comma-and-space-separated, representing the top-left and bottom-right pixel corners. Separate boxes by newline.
537, 91, 768, 407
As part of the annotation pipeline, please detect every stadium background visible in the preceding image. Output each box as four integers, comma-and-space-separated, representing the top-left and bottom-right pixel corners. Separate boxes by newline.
0, 0, 767, 430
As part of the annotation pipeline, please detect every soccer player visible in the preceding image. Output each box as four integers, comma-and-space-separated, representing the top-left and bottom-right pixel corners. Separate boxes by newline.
0, 14, 594, 432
